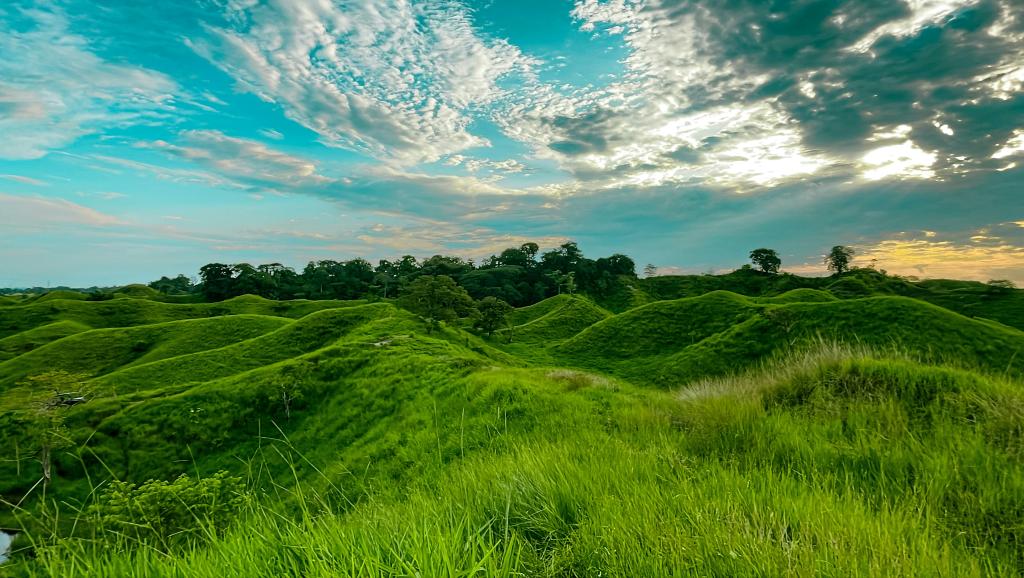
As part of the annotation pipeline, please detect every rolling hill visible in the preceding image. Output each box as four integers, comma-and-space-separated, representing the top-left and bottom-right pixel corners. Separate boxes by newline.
1, 281, 1022, 576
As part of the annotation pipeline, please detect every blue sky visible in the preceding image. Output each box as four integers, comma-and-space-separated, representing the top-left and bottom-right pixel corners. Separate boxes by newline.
1, 0, 1023, 287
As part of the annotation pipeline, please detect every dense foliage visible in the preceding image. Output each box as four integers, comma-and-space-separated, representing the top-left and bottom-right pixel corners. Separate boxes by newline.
188, 242, 637, 306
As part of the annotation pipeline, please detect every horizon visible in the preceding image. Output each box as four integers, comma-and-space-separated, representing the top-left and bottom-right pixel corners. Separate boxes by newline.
2, 0, 1023, 287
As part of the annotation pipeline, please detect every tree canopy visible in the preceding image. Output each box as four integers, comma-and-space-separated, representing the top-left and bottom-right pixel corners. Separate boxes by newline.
825, 246, 856, 274
400, 275, 476, 332
749, 248, 782, 274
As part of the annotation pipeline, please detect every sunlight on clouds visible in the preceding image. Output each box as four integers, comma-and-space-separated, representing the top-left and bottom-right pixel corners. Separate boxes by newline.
857, 236, 1024, 285
861, 141, 937, 181
190, 0, 536, 165
850, 0, 979, 53
992, 130, 1024, 160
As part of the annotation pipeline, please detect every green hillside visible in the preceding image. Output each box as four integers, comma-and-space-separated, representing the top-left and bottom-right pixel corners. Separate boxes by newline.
0, 315, 291, 389
1, 283, 1022, 576
558, 292, 1024, 387
503, 296, 611, 346
0, 320, 92, 361
0, 295, 366, 339
506, 294, 575, 326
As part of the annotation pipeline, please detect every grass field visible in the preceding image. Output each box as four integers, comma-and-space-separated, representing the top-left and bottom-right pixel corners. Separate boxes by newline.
1, 276, 1022, 576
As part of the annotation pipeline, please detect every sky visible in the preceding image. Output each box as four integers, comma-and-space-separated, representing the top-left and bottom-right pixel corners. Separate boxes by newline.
1, 0, 1023, 287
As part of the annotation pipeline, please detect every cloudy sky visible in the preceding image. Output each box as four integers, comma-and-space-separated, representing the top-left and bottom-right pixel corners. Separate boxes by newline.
1, 0, 1023, 287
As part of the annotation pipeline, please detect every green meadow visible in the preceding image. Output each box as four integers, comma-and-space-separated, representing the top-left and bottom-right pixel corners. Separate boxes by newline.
1, 272, 1022, 577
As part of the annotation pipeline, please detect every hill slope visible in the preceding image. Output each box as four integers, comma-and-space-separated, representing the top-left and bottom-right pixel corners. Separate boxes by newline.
557, 292, 1024, 387
0, 295, 366, 338
0, 315, 291, 388
1, 289, 1022, 576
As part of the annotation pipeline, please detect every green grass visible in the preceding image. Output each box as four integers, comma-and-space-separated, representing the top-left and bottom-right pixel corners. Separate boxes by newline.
502, 296, 610, 346
0, 315, 291, 390
1, 286, 1023, 576
556, 292, 1024, 388
0, 295, 367, 339
0, 321, 92, 362
82, 304, 396, 394
110, 284, 165, 300
505, 294, 575, 326
30, 290, 90, 303
8, 346, 1023, 576
759, 288, 838, 303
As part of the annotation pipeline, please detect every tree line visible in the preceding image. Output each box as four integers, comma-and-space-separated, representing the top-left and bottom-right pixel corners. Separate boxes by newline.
152, 242, 637, 306
146, 242, 870, 305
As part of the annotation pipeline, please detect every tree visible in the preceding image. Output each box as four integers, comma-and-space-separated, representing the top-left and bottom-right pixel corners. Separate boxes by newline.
272, 362, 311, 420
148, 274, 194, 295
19, 371, 87, 489
520, 242, 539, 262
749, 248, 782, 274
198, 263, 234, 301
474, 296, 513, 336
987, 279, 1017, 294
563, 271, 577, 295
643, 263, 658, 278
400, 275, 476, 332
825, 245, 856, 274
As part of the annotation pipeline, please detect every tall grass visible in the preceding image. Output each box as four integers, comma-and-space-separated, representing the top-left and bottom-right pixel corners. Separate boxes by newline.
7, 343, 1022, 576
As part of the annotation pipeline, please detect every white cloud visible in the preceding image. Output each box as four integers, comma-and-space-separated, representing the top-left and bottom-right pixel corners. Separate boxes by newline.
444, 155, 526, 174
494, 1, 831, 191
0, 193, 125, 230
190, 0, 537, 165
861, 141, 937, 181
992, 130, 1024, 159
849, 0, 979, 53
258, 128, 284, 140
145, 130, 331, 188
0, 174, 47, 186
0, 6, 179, 159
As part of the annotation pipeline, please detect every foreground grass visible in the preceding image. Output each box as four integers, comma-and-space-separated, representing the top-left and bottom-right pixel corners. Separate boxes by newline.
7, 346, 1023, 577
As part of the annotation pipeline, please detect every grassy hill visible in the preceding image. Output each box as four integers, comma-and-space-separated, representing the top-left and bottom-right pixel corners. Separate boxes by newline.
0, 320, 92, 362
503, 296, 611, 346
1, 281, 1022, 576
0, 315, 291, 389
0, 294, 367, 339
557, 292, 1024, 388
635, 269, 1024, 331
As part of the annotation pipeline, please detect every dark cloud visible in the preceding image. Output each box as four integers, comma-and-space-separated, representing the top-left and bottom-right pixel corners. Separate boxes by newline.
673, 0, 1023, 168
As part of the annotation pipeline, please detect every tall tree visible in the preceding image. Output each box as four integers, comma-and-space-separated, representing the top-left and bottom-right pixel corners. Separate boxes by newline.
20, 371, 86, 490
198, 263, 234, 301
825, 245, 856, 274
749, 248, 782, 274
474, 296, 513, 336
643, 263, 658, 278
400, 275, 476, 332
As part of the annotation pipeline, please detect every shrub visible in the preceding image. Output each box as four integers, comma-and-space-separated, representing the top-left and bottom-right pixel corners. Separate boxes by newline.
87, 471, 249, 551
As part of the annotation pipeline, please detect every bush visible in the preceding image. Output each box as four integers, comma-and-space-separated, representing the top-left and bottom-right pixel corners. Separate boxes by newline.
87, 471, 249, 551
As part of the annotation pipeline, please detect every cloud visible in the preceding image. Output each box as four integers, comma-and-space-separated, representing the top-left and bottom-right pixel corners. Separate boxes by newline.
127, 129, 554, 226
494, 0, 1024, 193
444, 155, 527, 174
144, 130, 331, 189
861, 140, 937, 180
0, 193, 126, 230
0, 174, 47, 186
189, 0, 537, 165
258, 128, 284, 140
856, 235, 1024, 284
0, 5, 180, 159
